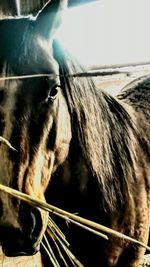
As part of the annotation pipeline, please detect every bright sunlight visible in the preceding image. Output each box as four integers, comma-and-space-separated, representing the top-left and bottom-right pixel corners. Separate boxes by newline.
57, 0, 150, 68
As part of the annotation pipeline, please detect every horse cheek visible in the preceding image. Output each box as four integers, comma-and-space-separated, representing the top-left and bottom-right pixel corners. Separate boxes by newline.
53, 95, 72, 171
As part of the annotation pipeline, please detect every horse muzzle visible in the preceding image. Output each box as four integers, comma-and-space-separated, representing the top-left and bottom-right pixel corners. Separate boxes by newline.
0, 206, 45, 257
0, 226, 40, 257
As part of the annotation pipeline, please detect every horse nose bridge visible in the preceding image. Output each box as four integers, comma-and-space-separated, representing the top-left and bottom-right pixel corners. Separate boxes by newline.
0, 192, 20, 229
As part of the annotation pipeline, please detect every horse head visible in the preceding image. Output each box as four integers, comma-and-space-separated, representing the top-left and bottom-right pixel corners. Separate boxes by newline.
0, 0, 71, 256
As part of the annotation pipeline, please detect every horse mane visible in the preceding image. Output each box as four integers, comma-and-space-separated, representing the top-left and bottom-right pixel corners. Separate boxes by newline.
53, 40, 140, 212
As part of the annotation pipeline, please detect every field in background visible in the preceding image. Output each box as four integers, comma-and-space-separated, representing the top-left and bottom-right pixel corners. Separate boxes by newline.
92, 64, 150, 96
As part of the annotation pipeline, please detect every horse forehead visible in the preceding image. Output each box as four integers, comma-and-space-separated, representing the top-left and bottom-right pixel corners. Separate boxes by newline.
0, 18, 59, 76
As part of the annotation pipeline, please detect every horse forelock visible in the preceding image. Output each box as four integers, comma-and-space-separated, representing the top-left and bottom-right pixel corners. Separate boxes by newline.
53, 40, 140, 212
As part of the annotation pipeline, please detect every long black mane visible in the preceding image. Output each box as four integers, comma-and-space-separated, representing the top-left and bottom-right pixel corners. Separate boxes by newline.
53, 40, 139, 211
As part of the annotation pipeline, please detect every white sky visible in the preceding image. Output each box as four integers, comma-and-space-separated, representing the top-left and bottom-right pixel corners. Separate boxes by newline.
57, 0, 150, 68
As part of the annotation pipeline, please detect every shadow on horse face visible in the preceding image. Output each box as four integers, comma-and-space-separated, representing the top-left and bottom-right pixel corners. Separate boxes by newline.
0, 0, 71, 257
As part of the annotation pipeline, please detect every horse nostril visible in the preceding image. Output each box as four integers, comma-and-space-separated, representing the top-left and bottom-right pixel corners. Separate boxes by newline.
0, 226, 38, 257
29, 208, 43, 238
21, 205, 42, 238
30, 211, 36, 234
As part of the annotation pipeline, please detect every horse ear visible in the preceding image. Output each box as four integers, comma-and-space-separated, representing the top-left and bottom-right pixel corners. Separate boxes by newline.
36, 0, 68, 39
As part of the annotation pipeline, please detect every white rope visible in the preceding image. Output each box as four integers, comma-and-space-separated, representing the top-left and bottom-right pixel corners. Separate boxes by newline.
0, 71, 122, 81
0, 73, 95, 81
16, 0, 21, 16
0, 73, 56, 81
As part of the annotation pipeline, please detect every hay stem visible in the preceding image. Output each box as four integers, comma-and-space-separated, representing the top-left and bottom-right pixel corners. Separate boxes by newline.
46, 230, 69, 267
0, 183, 149, 252
41, 239, 60, 267
50, 213, 108, 240
0, 136, 17, 151
48, 217, 69, 246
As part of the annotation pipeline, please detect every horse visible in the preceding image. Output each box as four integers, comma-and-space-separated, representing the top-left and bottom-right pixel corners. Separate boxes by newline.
0, 0, 150, 266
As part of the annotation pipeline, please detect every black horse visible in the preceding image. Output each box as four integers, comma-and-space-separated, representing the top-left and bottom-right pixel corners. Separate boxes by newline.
0, 0, 150, 266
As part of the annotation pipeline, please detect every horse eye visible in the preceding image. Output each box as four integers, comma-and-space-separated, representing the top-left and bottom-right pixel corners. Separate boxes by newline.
47, 85, 60, 102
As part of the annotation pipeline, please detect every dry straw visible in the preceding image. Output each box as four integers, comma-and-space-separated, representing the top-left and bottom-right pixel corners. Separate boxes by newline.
0, 136, 17, 151
0, 183, 149, 253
